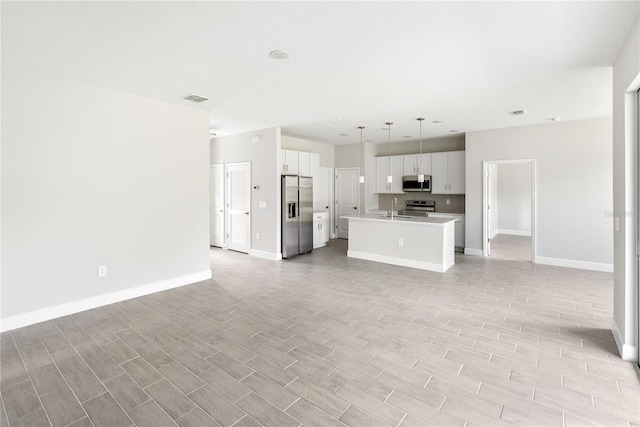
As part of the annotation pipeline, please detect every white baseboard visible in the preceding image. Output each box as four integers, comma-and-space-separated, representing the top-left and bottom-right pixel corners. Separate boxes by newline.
490, 230, 499, 239
535, 256, 613, 273
612, 317, 637, 361
497, 229, 531, 237
347, 250, 453, 273
0, 270, 212, 332
249, 249, 281, 261
464, 248, 483, 256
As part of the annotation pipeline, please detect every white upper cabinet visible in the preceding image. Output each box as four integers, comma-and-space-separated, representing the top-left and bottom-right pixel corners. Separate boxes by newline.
375, 156, 403, 193
281, 149, 299, 175
298, 151, 311, 176
402, 153, 432, 176
431, 151, 465, 194
402, 155, 418, 175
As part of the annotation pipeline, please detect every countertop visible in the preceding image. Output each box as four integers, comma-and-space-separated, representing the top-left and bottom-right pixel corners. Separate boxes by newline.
344, 214, 457, 225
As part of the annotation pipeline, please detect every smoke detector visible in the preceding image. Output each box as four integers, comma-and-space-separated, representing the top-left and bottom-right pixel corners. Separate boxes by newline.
509, 109, 526, 116
182, 94, 209, 103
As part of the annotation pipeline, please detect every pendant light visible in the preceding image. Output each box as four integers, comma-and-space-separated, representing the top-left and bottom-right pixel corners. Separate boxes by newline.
358, 126, 365, 184
385, 122, 393, 185
417, 117, 425, 183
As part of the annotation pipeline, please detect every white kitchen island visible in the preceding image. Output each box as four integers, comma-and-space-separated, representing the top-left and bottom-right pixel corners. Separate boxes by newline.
344, 214, 457, 273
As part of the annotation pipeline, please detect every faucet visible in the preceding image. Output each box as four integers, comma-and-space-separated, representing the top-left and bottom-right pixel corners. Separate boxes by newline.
390, 197, 397, 220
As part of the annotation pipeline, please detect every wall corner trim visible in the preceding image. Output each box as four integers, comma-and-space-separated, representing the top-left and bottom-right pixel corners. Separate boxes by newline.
464, 248, 483, 256
0, 270, 212, 332
535, 256, 613, 273
612, 317, 638, 362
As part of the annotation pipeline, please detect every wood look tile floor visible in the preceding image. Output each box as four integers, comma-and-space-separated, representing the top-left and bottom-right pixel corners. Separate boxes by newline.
489, 235, 532, 262
2, 239, 639, 427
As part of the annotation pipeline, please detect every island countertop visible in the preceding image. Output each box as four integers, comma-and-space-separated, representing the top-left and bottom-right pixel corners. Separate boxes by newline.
343, 214, 457, 225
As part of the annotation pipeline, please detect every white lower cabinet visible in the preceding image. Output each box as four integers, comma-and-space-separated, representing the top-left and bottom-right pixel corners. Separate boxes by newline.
313, 212, 330, 248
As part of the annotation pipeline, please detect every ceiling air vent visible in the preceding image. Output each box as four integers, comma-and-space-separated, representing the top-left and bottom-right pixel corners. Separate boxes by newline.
509, 109, 526, 116
182, 94, 209, 103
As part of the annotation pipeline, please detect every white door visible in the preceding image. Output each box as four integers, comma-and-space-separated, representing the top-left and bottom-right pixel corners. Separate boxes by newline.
335, 168, 359, 239
226, 163, 251, 253
210, 164, 225, 247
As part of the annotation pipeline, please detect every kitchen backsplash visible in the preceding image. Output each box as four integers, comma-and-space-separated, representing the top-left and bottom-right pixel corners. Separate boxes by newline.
377, 193, 465, 214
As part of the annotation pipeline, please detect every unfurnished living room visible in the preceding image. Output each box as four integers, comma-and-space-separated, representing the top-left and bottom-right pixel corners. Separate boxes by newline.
2, 2, 639, 427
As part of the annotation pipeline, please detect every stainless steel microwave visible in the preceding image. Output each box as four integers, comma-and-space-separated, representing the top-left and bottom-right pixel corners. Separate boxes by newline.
402, 175, 431, 192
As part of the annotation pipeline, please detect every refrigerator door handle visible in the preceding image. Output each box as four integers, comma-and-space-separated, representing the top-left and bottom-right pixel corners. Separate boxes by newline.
288, 202, 297, 218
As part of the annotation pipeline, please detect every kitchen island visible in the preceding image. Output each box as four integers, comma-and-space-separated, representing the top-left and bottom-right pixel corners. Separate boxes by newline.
344, 214, 457, 273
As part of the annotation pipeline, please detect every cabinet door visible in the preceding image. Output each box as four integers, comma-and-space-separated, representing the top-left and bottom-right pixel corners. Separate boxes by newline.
315, 167, 331, 211
418, 153, 432, 176
430, 152, 449, 194
402, 154, 418, 175
389, 156, 404, 193
282, 150, 299, 175
298, 151, 311, 176
375, 157, 390, 193
448, 151, 465, 194
320, 219, 330, 243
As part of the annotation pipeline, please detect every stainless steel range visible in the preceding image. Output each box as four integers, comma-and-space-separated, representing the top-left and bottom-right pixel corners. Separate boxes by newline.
398, 200, 435, 217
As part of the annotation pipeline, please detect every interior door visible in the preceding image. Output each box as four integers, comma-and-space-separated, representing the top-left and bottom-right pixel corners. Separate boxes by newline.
210, 164, 225, 247
335, 168, 359, 239
227, 162, 251, 253
486, 164, 492, 255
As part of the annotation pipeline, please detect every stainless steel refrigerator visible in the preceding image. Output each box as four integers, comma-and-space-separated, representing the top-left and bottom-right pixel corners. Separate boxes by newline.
282, 175, 313, 259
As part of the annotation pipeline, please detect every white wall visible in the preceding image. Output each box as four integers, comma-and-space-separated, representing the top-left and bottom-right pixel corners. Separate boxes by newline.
210, 128, 280, 259
612, 15, 639, 361
465, 117, 613, 271
489, 164, 499, 237
1, 65, 211, 329
497, 163, 531, 235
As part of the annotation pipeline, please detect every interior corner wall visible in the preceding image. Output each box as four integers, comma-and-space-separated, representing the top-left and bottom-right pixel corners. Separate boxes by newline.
497, 163, 532, 234
612, 14, 639, 361
465, 117, 613, 269
489, 164, 499, 238
1, 65, 211, 328
210, 127, 280, 257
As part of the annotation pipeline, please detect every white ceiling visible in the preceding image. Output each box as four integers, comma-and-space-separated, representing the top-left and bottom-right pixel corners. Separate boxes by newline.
3, 1, 638, 145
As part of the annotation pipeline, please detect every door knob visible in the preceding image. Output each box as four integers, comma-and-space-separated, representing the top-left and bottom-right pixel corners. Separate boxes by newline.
244, 212, 249, 215
353, 207, 357, 210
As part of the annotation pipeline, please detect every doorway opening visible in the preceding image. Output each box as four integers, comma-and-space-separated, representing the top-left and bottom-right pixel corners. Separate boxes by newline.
482, 159, 536, 262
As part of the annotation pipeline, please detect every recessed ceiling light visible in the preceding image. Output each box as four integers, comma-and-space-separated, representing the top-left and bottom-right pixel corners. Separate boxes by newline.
432, 120, 443, 124
449, 130, 460, 133
509, 109, 526, 116
339, 133, 348, 136
550, 117, 561, 122
330, 118, 348, 122
209, 129, 217, 135
403, 135, 411, 138
365, 139, 373, 142
269, 50, 290, 60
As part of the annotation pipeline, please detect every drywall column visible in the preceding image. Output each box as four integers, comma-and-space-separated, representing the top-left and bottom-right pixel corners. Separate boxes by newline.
612, 15, 639, 361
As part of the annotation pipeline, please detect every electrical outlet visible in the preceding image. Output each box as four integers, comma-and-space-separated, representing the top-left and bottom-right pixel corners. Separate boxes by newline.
446, 199, 451, 205
398, 238, 404, 247
97, 265, 107, 278
256, 232, 260, 240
